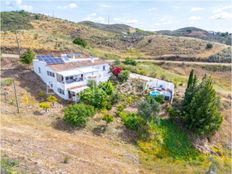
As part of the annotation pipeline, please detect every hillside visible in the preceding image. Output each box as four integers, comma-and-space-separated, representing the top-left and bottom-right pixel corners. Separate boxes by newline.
0, 11, 230, 61
0, 11, 35, 31
157, 27, 232, 46
79, 21, 133, 34
1, 53, 231, 174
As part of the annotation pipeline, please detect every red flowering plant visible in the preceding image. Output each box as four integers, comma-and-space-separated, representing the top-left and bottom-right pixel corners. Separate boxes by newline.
111, 66, 122, 76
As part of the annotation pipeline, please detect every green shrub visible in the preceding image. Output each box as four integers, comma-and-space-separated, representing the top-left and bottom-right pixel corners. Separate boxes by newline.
117, 111, 127, 119
154, 95, 165, 104
63, 103, 95, 127
102, 100, 112, 110
116, 104, 125, 113
35, 14, 40, 20
118, 70, 129, 82
113, 59, 121, 65
1, 156, 20, 174
80, 87, 107, 109
38, 91, 46, 98
122, 112, 143, 131
0, 78, 13, 86
206, 43, 213, 49
123, 58, 137, 66
110, 92, 121, 105
63, 156, 70, 164
99, 81, 114, 95
102, 114, 114, 125
138, 100, 153, 119
87, 80, 97, 88
73, 38, 87, 48
138, 97, 160, 120
20, 49, 35, 66
109, 74, 118, 82
168, 106, 181, 121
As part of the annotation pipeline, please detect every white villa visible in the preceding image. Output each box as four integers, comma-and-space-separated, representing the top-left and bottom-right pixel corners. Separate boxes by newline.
33, 54, 111, 102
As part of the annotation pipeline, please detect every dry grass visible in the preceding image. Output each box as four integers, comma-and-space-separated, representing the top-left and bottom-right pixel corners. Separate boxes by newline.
136, 35, 227, 59
1, 15, 229, 60
1, 114, 142, 174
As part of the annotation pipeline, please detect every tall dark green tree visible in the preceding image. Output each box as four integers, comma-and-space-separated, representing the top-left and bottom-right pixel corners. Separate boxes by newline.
186, 76, 222, 136
182, 70, 197, 117
187, 69, 194, 89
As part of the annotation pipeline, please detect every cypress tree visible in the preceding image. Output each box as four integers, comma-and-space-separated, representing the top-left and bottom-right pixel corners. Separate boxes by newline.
187, 69, 194, 88
187, 76, 222, 136
182, 70, 197, 117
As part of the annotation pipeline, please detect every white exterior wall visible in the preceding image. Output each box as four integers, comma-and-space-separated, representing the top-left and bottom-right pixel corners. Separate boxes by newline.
33, 59, 68, 99
33, 60, 111, 101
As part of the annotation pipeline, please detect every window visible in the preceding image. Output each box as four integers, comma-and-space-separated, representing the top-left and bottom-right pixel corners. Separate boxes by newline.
65, 75, 84, 84
58, 88, 65, 95
56, 74, 64, 83
38, 67, 41, 73
47, 71, 55, 77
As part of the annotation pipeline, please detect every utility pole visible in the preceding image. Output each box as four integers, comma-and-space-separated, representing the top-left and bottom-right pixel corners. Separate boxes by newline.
15, 30, 20, 55
13, 80, 19, 113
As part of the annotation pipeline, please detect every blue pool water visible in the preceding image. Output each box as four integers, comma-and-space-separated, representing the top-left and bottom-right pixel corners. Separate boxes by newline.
149, 91, 160, 97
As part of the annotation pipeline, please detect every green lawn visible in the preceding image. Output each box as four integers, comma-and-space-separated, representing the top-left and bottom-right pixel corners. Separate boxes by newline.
137, 119, 231, 174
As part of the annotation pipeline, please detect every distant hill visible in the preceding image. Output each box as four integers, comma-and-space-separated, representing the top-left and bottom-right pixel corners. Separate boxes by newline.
157, 27, 231, 45
0, 11, 229, 62
1, 11, 35, 31
78, 21, 133, 34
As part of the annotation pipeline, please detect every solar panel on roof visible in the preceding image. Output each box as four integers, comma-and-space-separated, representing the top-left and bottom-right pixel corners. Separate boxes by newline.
66, 53, 82, 57
36, 55, 64, 64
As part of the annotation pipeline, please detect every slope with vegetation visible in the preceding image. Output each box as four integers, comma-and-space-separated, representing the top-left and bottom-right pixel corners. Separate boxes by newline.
1, 11, 230, 61
1, 53, 231, 173
157, 27, 232, 46
78, 21, 134, 34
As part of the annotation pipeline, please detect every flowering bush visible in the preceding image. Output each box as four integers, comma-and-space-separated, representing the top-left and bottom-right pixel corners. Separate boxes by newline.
112, 66, 122, 76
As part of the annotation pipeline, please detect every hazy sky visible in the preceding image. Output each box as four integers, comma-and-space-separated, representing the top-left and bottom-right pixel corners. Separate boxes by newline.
1, 0, 232, 32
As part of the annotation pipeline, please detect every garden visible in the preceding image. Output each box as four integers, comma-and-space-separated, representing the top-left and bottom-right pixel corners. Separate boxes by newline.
58, 59, 230, 173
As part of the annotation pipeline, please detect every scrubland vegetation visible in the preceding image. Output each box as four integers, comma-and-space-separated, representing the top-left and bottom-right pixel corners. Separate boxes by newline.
1, 155, 22, 174
1, 53, 231, 173
1, 11, 229, 61
1, 10, 231, 174
56, 63, 229, 173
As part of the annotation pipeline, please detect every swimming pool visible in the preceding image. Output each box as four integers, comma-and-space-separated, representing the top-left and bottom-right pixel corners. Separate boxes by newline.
149, 91, 161, 97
